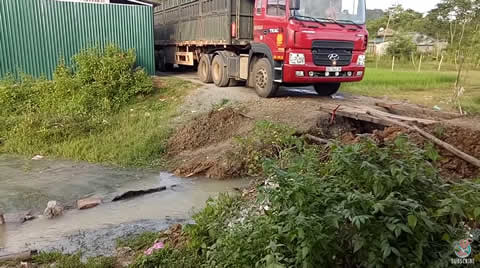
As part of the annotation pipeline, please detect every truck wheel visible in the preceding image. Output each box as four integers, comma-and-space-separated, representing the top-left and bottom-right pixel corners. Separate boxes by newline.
198, 55, 213, 83
253, 58, 278, 98
314, 83, 341, 96
212, 55, 229, 87
155, 51, 166, 72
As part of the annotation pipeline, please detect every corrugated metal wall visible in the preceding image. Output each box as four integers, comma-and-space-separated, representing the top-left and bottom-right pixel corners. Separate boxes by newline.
0, 0, 155, 79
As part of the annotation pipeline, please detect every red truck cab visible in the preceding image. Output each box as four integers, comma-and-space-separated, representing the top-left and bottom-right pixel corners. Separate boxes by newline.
249, 0, 367, 97
153, 0, 367, 98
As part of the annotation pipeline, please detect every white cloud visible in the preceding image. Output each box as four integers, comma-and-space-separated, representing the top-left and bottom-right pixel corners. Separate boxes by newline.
367, 0, 442, 13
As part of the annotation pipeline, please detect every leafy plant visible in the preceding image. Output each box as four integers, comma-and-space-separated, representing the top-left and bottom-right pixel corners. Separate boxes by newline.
235, 121, 306, 175
132, 124, 480, 267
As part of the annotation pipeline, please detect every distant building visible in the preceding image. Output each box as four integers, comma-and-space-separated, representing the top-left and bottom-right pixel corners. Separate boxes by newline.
368, 29, 448, 56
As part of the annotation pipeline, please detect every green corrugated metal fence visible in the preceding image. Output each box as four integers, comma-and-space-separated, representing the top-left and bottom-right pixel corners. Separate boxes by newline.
0, 0, 155, 79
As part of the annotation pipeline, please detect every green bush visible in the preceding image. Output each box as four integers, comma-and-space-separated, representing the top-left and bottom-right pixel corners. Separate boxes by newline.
0, 44, 152, 154
387, 34, 417, 59
133, 123, 480, 267
235, 121, 304, 175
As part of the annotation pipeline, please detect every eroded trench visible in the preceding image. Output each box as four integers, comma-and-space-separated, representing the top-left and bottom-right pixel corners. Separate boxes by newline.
168, 107, 479, 180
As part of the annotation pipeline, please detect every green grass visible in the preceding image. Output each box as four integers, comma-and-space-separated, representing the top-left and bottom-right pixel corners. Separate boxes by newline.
32, 252, 115, 268
342, 68, 456, 92
116, 231, 159, 251
0, 77, 197, 168
342, 68, 480, 114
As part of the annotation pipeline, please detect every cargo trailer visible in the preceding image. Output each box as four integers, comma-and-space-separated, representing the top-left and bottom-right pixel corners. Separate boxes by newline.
154, 0, 368, 98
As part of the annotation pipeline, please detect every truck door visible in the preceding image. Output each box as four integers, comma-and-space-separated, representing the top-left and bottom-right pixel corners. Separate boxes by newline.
254, 0, 287, 62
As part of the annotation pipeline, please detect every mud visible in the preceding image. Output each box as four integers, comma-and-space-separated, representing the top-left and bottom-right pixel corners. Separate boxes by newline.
417, 124, 480, 179
167, 107, 251, 155
167, 107, 252, 179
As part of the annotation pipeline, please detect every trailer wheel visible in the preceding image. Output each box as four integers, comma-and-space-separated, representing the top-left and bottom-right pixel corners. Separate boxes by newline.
253, 58, 278, 98
313, 83, 341, 96
212, 55, 229, 87
198, 54, 213, 83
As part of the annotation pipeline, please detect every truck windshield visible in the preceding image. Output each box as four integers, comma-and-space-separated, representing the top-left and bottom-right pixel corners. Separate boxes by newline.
292, 0, 366, 25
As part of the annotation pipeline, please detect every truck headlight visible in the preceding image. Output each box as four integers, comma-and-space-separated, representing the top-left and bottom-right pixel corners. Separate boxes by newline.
289, 53, 305, 65
357, 54, 366, 66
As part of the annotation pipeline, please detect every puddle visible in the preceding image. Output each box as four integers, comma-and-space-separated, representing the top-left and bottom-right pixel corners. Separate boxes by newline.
0, 155, 248, 256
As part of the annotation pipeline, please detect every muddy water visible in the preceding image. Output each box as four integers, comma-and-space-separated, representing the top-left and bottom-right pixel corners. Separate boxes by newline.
0, 155, 248, 257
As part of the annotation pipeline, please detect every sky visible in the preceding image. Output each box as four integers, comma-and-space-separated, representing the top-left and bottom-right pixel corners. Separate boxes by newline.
366, 0, 442, 13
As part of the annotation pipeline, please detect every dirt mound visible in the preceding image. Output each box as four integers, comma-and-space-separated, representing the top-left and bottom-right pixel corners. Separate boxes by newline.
419, 124, 480, 179
167, 108, 253, 178
334, 122, 479, 180
167, 107, 250, 155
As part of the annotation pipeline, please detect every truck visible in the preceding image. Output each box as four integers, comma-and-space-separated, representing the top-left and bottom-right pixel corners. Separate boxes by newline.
153, 0, 368, 98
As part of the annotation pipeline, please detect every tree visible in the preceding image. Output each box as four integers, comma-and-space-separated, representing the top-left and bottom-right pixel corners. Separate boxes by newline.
387, 34, 417, 59
367, 5, 425, 38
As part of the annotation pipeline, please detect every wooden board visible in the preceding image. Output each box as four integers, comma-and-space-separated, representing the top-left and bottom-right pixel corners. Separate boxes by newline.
318, 104, 438, 127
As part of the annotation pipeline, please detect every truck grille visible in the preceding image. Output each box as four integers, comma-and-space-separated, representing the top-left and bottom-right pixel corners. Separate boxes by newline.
312, 40, 354, 66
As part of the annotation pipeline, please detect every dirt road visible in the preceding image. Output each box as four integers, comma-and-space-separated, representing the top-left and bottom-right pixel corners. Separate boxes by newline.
161, 72, 480, 180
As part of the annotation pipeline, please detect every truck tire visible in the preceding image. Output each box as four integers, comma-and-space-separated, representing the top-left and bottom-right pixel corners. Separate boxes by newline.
212, 55, 229, 87
314, 83, 341, 96
253, 58, 278, 98
156, 52, 174, 72
198, 55, 213, 83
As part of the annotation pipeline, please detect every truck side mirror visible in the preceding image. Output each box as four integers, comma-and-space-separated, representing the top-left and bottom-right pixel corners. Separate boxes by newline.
290, 0, 300, 10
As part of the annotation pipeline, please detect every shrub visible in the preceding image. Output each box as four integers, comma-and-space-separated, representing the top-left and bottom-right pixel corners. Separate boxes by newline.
235, 121, 305, 175
387, 34, 417, 59
0, 44, 153, 154
133, 123, 480, 267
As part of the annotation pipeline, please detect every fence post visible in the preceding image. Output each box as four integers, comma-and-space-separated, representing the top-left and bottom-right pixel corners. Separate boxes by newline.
392, 56, 395, 71
417, 54, 423, 72
453, 56, 465, 115
438, 53, 444, 71
411, 53, 417, 69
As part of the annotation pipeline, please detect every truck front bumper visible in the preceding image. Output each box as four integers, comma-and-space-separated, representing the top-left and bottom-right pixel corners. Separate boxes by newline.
282, 50, 365, 84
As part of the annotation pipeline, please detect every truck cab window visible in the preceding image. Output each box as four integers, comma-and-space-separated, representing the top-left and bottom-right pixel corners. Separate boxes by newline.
267, 0, 285, 16
256, 0, 263, 15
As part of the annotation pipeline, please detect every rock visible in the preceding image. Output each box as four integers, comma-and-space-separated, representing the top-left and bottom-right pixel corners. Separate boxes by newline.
115, 247, 134, 267
31, 155, 44, 160
77, 198, 102, 210
20, 262, 33, 268
43, 201, 64, 219
3, 211, 34, 224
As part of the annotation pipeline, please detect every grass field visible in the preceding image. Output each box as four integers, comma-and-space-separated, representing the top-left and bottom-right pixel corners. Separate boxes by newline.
0, 77, 196, 168
341, 67, 480, 114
